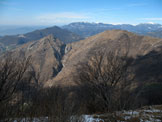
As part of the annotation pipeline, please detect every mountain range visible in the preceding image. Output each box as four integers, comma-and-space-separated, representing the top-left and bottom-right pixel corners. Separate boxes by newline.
62, 22, 162, 38
0, 26, 82, 53
0, 22, 162, 87
1, 22, 162, 54
45, 30, 162, 86
6, 29, 162, 87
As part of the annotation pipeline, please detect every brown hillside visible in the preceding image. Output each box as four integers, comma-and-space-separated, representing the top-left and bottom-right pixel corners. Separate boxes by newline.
46, 30, 162, 86
12, 35, 65, 83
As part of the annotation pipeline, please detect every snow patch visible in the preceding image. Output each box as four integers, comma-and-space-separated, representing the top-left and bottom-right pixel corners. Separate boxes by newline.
146, 22, 155, 24
18, 34, 26, 38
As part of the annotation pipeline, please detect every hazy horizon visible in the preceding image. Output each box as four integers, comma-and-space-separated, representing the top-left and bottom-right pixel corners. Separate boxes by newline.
0, 21, 162, 27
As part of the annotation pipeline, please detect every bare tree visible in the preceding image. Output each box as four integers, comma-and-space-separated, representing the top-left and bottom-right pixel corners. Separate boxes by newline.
0, 54, 31, 103
27, 86, 78, 122
76, 51, 134, 112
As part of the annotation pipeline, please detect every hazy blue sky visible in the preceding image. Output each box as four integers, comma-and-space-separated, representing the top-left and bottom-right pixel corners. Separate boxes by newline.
0, 0, 162, 25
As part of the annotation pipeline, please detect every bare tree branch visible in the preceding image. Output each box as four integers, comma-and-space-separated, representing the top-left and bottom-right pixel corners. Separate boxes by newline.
0, 54, 31, 103
76, 50, 134, 112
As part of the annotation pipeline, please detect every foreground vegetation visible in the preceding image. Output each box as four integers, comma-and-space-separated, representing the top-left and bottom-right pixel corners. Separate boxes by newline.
0, 51, 162, 122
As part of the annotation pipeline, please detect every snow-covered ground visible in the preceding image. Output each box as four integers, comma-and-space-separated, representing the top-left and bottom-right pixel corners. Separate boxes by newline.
82, 115, 104, 122
89, 105, 162, 122
12, 116, 102, 122
9, 105, 162, 122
